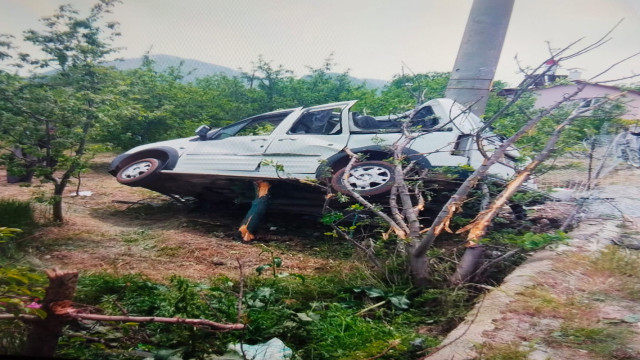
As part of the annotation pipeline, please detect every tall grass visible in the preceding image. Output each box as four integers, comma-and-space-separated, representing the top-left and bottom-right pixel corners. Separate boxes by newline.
0, 199, 36, 230
0, 199, 36, 258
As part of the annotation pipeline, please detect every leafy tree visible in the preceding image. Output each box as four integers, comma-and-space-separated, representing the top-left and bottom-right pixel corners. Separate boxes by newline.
363, 72, 449, 115
93, 55, 197, 149
0, 0, 123, 222
194, 73, 261, 124
241, 55, 296, 111
287, 55, 376, 107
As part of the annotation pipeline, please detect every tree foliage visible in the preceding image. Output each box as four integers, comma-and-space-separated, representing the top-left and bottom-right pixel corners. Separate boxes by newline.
0, 0, 123, 222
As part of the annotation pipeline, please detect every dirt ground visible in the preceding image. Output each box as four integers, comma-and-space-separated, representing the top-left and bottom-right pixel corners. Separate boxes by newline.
0, 153, 344, 282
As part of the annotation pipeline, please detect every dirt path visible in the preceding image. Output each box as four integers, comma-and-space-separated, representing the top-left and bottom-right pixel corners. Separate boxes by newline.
0, 154, 344, 282
425, 165, 640, 360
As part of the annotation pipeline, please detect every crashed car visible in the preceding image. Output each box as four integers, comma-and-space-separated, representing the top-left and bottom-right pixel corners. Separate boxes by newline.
108, 98, 519, 201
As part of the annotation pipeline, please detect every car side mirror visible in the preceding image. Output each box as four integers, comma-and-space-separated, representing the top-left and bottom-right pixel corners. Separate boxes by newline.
195, 125, 211, 139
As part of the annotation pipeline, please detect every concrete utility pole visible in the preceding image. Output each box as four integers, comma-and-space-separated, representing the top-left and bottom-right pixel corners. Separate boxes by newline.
445, 0, 515, 116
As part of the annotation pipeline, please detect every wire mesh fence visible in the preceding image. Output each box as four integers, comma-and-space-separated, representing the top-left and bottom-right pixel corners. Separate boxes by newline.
534, 123, 639, 197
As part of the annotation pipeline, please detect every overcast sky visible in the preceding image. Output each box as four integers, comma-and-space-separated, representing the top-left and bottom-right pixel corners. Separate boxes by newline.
2, 0, 640, 86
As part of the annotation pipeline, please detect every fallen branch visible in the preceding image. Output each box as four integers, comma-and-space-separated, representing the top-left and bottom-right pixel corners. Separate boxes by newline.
52, 301, 245, 331
355, 300, 387, 316
0, 313, 39, 322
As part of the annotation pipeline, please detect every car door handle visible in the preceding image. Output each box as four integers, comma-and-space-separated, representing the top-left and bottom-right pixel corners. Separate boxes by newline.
278, 138, 297, 141
251, 138, 269, 142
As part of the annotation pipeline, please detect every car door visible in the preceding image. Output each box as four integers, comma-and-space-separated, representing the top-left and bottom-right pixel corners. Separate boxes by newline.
262, 101, 355, 175
173, 110, 300, 174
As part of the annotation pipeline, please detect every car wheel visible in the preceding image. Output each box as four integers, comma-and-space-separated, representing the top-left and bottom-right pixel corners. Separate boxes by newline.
331, 161, 396, 196
116, 158, 162, 186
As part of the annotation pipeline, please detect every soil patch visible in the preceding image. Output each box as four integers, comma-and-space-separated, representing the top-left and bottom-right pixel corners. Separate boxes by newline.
0, 153, 346, 281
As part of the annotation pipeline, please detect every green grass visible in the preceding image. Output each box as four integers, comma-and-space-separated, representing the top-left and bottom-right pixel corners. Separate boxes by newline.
550, 324, 634, 358
0, 199, 36, 231
57, 268, 443, 359
0, 199, 37, 257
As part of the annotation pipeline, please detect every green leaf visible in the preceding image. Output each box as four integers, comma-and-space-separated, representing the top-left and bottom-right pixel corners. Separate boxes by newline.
389, 295, 410, 309
289, 273, 306, 283
273, 257, 283, 267
364, 287, 385, 298
255, 264, 271, 276
254, 287, 274, 299
7, 274, 29, 284
297, 312, 315, 322
28, 308, 48, 319
321, 211, 343, 225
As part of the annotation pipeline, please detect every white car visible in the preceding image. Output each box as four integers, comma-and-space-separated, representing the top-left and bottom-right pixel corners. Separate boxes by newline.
108, 98, 518, 200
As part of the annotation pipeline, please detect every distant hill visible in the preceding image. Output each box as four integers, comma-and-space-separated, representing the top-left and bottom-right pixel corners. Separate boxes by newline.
107, 54, 388, 89
106, 54, 240, 83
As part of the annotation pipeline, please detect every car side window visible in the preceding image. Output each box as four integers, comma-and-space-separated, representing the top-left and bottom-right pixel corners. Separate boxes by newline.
235, 117, 281, 136
289, 108, 342, 135
411, 106, 439, 129
211, 113, 291, 140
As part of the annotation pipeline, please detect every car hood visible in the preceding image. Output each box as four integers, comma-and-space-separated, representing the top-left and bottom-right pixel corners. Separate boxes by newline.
123, 136, 197, 156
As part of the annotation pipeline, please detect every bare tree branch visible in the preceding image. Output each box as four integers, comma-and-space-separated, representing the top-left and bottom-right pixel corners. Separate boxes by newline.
52, 301, 245, 331
413, 83, 589, 259
589, 51, 640, 82
342, 147, 407, 238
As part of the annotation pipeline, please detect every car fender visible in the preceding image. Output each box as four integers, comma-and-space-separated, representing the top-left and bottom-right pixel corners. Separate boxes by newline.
108, 146, 181, 175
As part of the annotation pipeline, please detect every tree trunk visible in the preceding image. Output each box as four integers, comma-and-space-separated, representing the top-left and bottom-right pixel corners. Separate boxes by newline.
238, 181, 271, 242
449, 244, 485, 284
23, 269, 78, 357
52, 183, 65, 223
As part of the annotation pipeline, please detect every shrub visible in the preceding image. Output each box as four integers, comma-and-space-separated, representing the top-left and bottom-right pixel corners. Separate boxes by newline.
0, 199, 35, 231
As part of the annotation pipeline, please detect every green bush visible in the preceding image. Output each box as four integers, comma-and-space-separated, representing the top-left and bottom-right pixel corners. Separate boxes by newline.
0, 199, 35, 231
65, 270, 435, 359
301, 304, 413, 359
0, 267, 46, 356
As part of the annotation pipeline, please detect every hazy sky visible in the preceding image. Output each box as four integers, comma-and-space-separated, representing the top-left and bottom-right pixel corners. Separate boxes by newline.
2, 0, 640, 86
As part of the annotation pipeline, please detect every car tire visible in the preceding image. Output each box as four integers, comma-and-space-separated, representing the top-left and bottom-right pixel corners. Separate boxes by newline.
331, 161, 396, 196
116, 158, 162, 186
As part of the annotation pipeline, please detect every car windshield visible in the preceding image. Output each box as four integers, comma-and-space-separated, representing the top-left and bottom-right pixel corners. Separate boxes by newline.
207, 110, 294, 140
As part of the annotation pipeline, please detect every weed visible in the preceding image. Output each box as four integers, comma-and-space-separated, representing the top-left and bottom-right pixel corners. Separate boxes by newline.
120, 229, 155, 244
11, 265, 441, 359
589, 245, 640, 277
588, 246, 640, 300
0, 199, 36, 239
0, 266, 46, 356
300, 304, 414, 360
515, 287, 564, 317
475, 341, 533, 359
550, 323, 634, 358
487, 231, 568, 251
155, 245, 182, 257
412, 288, 474, 327
0, 199, 35, 227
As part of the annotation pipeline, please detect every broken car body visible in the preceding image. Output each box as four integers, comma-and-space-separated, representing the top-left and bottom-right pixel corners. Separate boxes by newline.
108, 98, 519, 201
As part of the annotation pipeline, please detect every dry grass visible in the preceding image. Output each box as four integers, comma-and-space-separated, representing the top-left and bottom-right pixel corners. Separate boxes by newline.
485, 246, 640, 359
